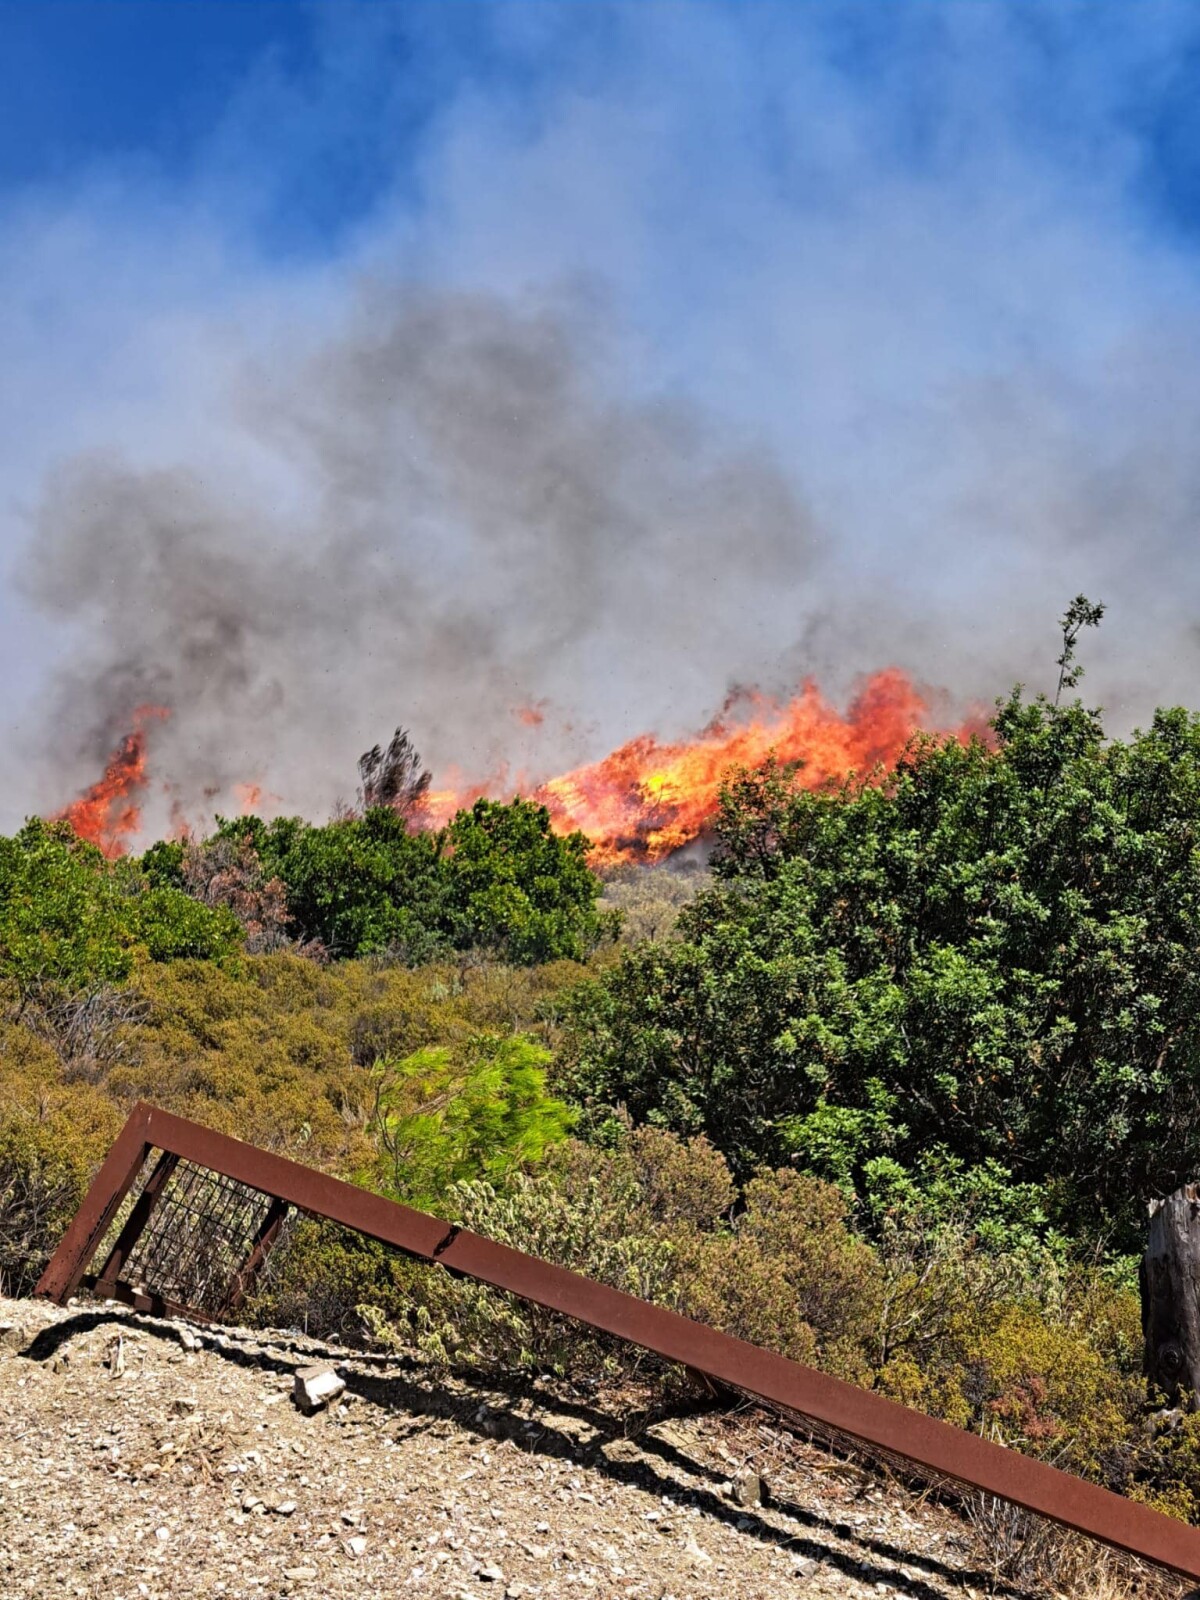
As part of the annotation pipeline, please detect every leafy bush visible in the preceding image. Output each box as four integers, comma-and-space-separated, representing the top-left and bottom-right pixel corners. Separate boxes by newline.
0, 819, 241, 1017
0, 821, 138, 1003
0, 1024, 121, 1293
369, 1033, 574, 1208
443, 798, 611, 963
219, 808, 449, 962
680, 1168, 880, 1376
214, 798, 609, 965
401, 1167, 680, 1376
333, 1127, 881, 1388
5, 949, 588, 1174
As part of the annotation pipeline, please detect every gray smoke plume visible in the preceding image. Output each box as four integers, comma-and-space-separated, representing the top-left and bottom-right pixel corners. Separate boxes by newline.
19, 283, 822, 836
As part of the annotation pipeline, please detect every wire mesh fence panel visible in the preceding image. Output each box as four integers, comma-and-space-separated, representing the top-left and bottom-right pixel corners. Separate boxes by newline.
117, 1160, 291, 1319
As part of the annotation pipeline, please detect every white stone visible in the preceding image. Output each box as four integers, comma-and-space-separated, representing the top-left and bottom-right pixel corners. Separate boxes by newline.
292, 1364, 346, 1413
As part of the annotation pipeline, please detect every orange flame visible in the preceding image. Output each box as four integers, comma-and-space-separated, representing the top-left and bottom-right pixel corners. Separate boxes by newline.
427, 668, 982, 865
53, 705, 169, 857
53, 668, 983, 869
234, 782, 263, 814
514, 701, 548, 728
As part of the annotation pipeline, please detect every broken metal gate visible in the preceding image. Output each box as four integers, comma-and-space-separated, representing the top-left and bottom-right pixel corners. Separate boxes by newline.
34, 1100, 1200, 1580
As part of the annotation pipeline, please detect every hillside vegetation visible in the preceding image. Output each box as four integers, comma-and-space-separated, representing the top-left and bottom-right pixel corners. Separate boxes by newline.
8, 604, 1200, 1566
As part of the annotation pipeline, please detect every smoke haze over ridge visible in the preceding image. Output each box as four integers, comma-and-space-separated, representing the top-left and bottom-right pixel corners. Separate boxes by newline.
20, 284, 821, 832
6, 3, 1200, 831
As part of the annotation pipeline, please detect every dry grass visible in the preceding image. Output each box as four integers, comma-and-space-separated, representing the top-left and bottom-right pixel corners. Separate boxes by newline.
964, 1492, 1187, 1599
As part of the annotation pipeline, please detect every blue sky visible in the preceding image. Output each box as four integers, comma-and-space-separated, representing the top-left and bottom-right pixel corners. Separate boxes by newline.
6, 1, 1200, 827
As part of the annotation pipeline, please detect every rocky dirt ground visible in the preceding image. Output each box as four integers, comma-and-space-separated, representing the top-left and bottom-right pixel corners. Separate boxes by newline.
0, 1294, 1184, 1600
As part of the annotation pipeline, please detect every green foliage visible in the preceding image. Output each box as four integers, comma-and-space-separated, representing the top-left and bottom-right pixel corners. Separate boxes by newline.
221, 808, 448, 962
0, 1023, 122, 1293
561, 683, 1200, 1248
217, 798, 607, 965
139, 838, 186, 889
0, 821, 137, 1001
0, 819, 240, 1007
369, 1032, 574, 1208
401, 1168, 680, 1376
128, 886, 242, 963
781, 1081, 904, 1194
1054, 592, 1105, 704
62, 949, 587, 1171
681, 1167, 881, 1377
327, 1123, 882, 1385
348, 1126, 739, 1377
442, 798, 609, 962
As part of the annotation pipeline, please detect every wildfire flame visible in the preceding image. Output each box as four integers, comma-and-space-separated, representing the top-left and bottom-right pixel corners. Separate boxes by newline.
52, 705, 169, 857
54, 668, 983, 868
514, 701, 548, 728
233, 782, 283, 815
428, 667, 984, 866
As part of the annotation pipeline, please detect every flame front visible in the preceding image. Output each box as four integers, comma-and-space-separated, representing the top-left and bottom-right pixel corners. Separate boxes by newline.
52, 705, 169, 857
52, 668, 981, 866
428, 667, 982, 865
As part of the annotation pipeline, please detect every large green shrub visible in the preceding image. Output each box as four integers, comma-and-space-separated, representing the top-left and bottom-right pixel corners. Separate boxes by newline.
213, 798, 608, 965
220, 808, 449, 962
0, 819, 241, 1010
442, 798, 610, 962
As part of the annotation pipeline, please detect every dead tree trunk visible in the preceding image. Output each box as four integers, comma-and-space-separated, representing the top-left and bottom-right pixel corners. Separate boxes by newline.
1141, 1184, 1200, 1408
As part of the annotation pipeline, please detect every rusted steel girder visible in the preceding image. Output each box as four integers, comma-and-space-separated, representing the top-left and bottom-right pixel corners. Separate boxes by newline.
34, 1100, 1200, 1579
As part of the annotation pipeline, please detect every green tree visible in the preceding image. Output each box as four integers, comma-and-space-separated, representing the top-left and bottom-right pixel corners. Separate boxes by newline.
562, 671, 1200, 1249
443, 798, 608, 963
0, 821, 135, 1007
130, 885, 242, 963
219, 808, 450, 962
0, 819, 241, 1011
369, 1032, 574, 1208
139, 838, 186, 890
214, 798, 608, 965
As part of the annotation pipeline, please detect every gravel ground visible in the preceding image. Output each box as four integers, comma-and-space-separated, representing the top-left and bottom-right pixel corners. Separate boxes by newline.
0, 1294, 1148, 1600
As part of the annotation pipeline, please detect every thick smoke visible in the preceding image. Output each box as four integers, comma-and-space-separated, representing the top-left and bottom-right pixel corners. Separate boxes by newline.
19, 284, 822, 833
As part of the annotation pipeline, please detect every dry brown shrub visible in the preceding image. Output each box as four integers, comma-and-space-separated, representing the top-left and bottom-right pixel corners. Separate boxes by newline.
598, 862, 709, 944
0, 1023, 122, 1293
965, 1492, 1180, 1599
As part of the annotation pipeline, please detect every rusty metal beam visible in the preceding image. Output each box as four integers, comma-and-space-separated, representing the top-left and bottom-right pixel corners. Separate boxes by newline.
92, 1149, 179, 1296
34, 1103, 154, 1303
34, 1101, 1200, 1579
224, 1197, 290, 1316
79, 1273, 217, 1324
